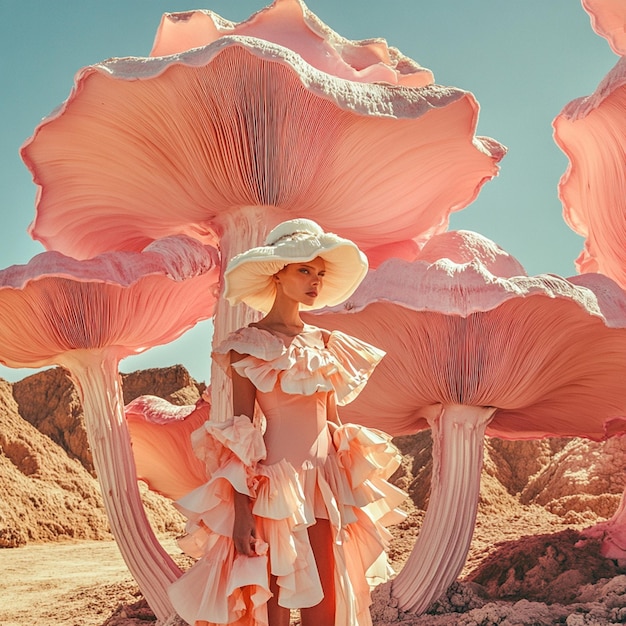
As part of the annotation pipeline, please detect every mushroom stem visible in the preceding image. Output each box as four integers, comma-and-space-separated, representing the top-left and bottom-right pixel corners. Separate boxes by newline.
210, 205, 285, 422
392, 403, 497, 614
64, 350, 182, 621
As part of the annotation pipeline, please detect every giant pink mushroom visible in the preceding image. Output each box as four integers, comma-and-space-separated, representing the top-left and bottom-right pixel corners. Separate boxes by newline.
0, 235, 219, 621
304, 230, 626, 614
20, 0, 505, 421
554, 56, 626, 288
582, 0, 626, 55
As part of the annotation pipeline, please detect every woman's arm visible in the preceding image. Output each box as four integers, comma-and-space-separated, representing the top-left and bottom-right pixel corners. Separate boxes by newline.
230, 351, 258, 556
327, 390, 341, 435
231, 351, 257, 418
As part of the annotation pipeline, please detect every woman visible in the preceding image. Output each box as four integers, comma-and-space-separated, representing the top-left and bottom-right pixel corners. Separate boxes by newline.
169, 218, 406, 626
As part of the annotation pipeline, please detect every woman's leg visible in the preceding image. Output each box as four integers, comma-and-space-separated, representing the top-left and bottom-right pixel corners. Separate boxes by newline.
267, 574, 290, 626
301, 519, 335, 626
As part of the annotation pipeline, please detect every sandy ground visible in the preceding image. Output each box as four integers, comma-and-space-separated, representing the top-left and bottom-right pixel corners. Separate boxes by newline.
0, 537, 305, 626
2, 521, 623, 626
0, 538, 178, 626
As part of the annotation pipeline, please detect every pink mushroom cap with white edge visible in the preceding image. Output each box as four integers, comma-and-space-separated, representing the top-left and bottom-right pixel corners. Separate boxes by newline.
0, 235, 219, 368
305, 229, 626, 614
151, 0, 434, 87
309, 229, 626, 440
22, 0, 504, 265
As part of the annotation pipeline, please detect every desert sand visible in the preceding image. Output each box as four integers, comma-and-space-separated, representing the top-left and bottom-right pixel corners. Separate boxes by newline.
0, 539, 167, 626
2, 508, 625, 625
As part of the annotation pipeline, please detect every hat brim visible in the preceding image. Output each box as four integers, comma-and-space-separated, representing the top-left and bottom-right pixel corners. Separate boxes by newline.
223, 234, 368, 313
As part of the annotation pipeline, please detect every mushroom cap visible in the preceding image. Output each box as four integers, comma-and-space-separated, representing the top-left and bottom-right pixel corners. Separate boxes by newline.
582, 0, 626, 55
554, 57, 626, 289
306, 231, 626, 439
151, 0, 434, 87
415, 229, 526, 277
0, 235, 219, 369
22, 7, 504, 261
126, 395, 209, 500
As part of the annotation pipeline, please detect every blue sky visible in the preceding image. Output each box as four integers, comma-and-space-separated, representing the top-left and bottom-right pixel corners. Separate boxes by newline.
0, 0, 618, 383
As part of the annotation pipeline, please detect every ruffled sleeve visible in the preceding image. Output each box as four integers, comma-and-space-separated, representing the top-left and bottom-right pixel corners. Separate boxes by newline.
325, 330, 385, 405
185, 414, 267, 500
191, 414, 266, 471
212, 326, 285, 373
169, 414, 272, 626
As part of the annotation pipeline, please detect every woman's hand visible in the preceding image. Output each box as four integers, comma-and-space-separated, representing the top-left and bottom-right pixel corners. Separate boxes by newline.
233, 491, 257, 556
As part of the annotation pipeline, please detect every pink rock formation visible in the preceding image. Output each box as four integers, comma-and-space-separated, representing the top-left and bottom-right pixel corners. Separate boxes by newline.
0, 236, 218, 621
305, 230, 626, 614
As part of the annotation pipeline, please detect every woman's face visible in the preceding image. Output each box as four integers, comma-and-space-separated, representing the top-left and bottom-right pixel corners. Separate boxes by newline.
274, 256, 326, 307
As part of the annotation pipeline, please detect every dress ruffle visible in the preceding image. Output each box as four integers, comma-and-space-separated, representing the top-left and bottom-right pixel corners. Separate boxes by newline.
169, 416, 406, 626
213, 326, 385, 405
171, 325, 402, 626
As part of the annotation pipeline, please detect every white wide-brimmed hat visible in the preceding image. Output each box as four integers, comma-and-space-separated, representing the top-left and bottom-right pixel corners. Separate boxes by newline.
223, 218, 368, 312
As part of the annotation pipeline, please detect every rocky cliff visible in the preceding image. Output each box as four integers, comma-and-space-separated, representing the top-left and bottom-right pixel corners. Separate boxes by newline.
0, 365, 204, 548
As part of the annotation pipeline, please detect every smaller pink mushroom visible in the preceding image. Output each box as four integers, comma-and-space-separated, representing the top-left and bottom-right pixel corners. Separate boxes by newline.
125, 394, 209, 500
306, 230, 626, 613
0, 235, 219, 621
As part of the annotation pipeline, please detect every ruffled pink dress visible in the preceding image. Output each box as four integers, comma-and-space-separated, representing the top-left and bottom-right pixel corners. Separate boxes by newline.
168, 325, 406, 626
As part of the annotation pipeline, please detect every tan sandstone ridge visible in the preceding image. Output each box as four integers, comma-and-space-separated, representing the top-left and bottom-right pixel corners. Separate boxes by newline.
1, 365, 204, 549
2, 365, 626, 625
